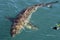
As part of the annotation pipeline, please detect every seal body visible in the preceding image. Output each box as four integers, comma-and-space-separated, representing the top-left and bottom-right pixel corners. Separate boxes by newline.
9, 1, 58, 37
10, 6, 40, 37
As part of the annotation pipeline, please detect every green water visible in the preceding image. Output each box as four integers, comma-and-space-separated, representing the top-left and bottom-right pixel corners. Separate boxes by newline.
0, 0, 60, 40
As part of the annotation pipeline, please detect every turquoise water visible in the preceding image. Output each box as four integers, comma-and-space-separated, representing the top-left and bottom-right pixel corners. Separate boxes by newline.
0, 0, 60, 40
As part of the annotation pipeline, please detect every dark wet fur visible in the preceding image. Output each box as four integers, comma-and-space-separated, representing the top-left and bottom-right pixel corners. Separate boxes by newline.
16, 8, 27, 19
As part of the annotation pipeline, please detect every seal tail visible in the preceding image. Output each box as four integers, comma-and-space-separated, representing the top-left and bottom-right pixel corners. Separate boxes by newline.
45, 1, 59, 8
34, 1, 59, 8
4, 16, 15, 22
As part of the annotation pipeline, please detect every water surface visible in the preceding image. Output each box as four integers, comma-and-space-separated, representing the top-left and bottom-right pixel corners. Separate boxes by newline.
0, 0, 60, 40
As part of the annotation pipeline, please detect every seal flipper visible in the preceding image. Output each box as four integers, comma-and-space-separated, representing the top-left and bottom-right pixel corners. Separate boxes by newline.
5, 16, 15, 22
25, 22, 38, 30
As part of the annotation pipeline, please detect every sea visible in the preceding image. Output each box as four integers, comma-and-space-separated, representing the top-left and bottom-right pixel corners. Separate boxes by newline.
0, 0, 60, 40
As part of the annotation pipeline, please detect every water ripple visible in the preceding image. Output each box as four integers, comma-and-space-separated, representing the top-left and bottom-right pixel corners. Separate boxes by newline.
7, 1, 19, 13
0, 10, 4, 12
40, 34, 56, 37
0, 4, 6, 5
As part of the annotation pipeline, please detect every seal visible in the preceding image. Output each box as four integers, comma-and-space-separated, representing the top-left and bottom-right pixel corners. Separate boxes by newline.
6, 1, 58, 37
